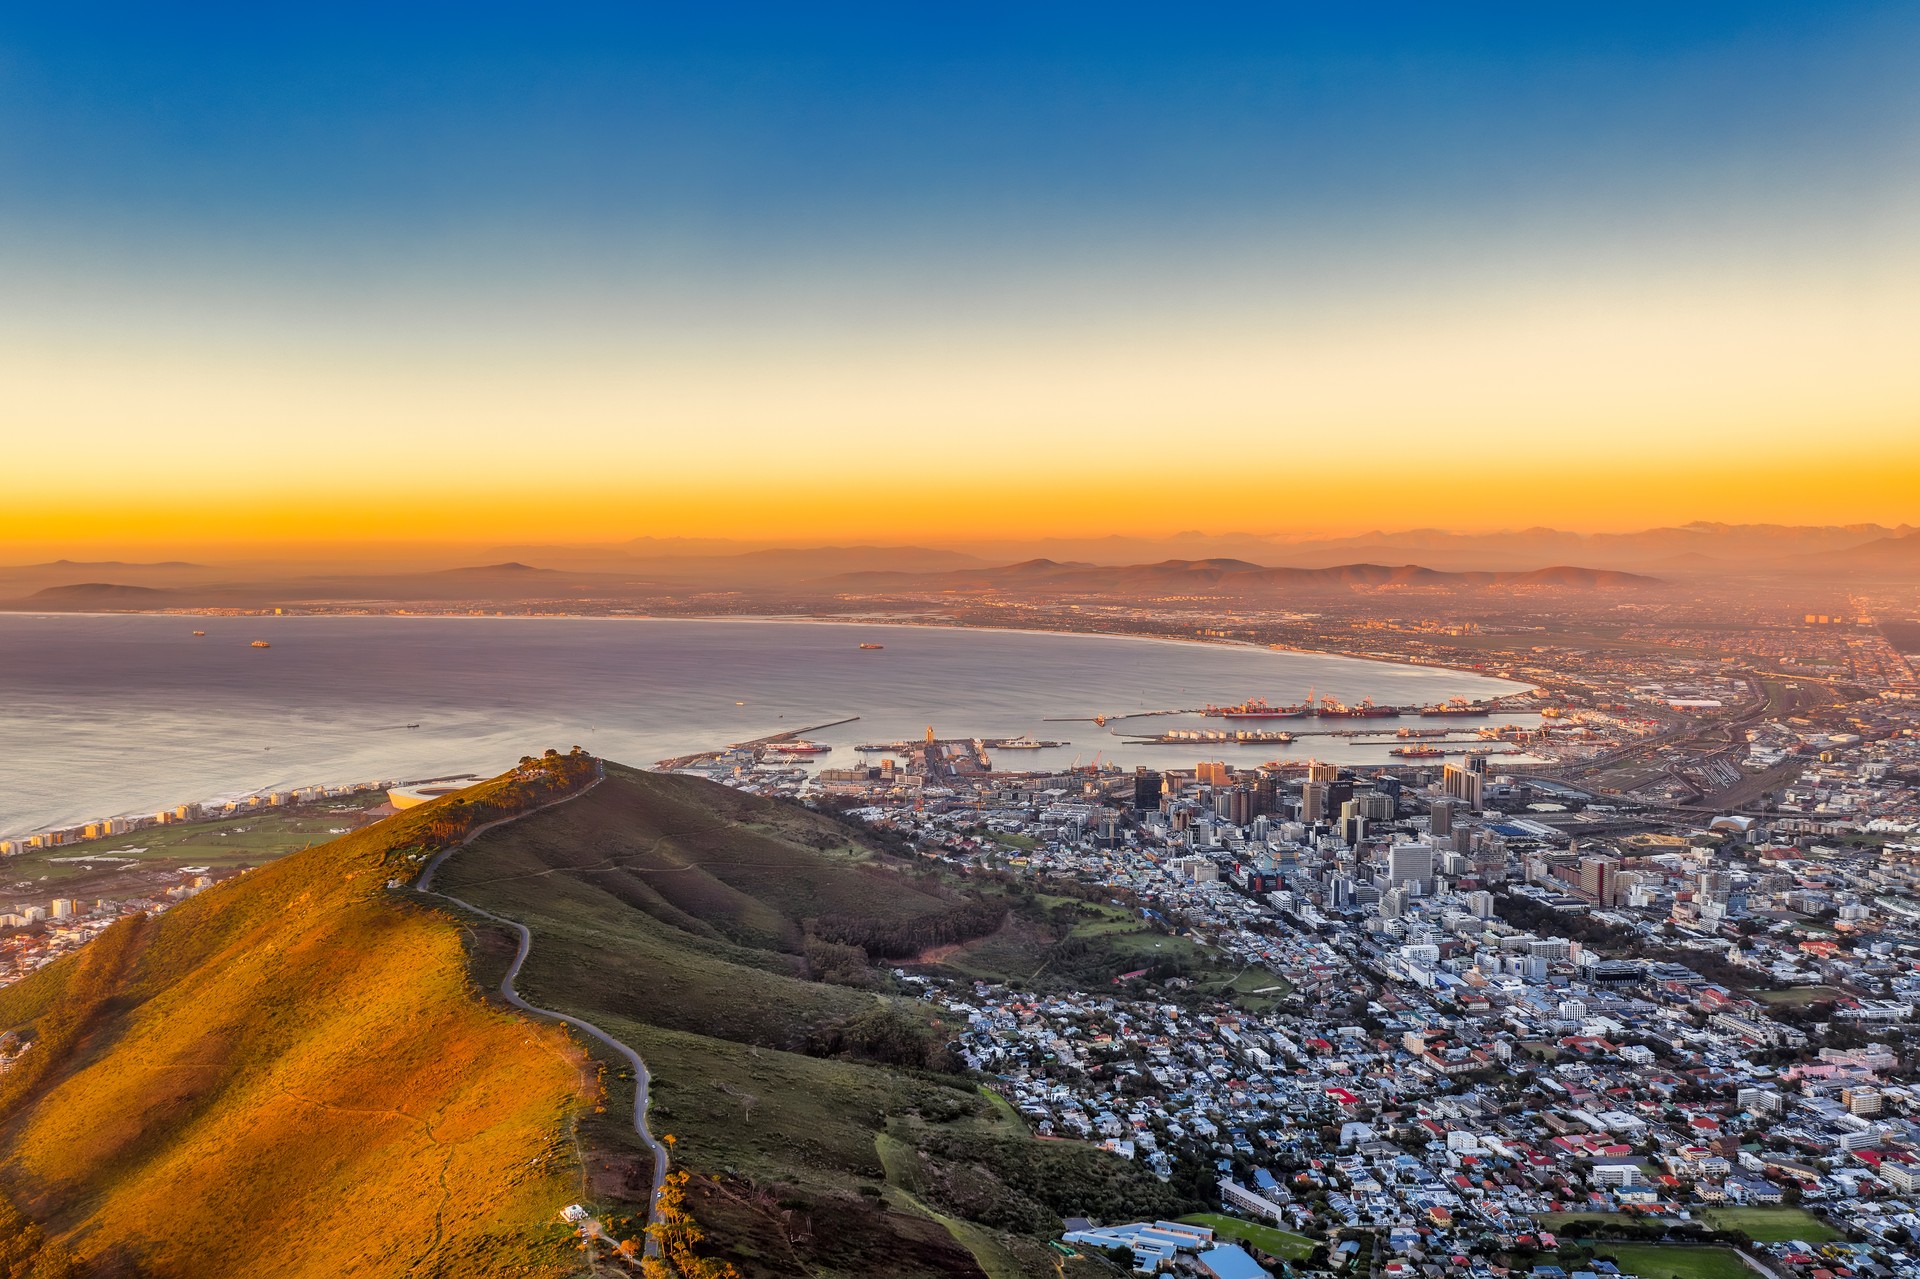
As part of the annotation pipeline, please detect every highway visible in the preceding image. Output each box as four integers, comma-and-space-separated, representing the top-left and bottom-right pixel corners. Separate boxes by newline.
414, 761, 671, 1262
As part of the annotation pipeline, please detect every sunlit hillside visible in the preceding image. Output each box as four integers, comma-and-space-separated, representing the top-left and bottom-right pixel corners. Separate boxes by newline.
0, 754, 600, 1278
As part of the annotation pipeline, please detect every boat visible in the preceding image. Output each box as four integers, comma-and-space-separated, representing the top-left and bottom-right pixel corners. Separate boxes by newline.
1316, 696, 1400, 719
1203, 695, 1314, 719
1396, 727, 1447, 738
768, 739, 830, 755
1390, 745, 1445, 758
192, 630, 206, 637
1420, 699, 1491, 717
250, 640, 271, 649
858, 642, 885, 650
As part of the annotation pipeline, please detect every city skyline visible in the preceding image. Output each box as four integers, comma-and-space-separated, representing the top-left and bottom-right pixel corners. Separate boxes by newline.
4, 3, 1917, 549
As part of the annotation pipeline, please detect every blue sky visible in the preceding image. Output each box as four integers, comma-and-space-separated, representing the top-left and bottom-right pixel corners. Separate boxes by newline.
2, 3, 1917, 543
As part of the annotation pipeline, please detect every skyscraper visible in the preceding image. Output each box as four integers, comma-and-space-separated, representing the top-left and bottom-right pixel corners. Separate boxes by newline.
1386, 842, 1435, 893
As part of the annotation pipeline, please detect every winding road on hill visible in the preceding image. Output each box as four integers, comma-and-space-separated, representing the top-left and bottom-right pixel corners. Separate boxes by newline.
415, 761, 671, 1261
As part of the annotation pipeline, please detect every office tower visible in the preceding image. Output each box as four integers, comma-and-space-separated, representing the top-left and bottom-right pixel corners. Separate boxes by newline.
1386, 842, 1435, 893
1133, 768, 1163, 810
1430, 800, 1454, 838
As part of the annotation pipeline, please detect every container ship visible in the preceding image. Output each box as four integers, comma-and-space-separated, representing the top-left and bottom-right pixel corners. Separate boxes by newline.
1316, 696, 1400, 719
1203, 694, 1315, 719
1420, 699, 1491, 717
1390, 745, 1445, 758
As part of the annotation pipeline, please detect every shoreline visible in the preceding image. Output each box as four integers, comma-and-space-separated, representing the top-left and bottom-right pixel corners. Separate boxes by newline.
0, 606, 1531, 689
0, 613, 1524, 840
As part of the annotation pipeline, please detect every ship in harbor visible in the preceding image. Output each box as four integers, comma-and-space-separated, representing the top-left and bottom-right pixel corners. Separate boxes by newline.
1316, 696, 1400, 719
1202, 694, 1316, 719
983, 734, 1068, 750
1420, 698, 1492, 717
1390, 744, 1445, 758
766, 739, 830, 755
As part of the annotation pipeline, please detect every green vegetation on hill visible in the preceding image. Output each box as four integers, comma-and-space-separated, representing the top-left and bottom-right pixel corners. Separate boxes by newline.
438, 764, 1192, 1278
0, 754, 600, 1279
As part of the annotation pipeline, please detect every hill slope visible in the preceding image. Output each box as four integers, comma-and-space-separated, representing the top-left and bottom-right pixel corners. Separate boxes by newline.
0, 755, 601, 1278
435, 765, 1180, 1279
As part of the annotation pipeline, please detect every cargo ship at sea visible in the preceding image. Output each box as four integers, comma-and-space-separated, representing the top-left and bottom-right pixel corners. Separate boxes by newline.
1202, 694, 1315, 719
858, 642, 884, 650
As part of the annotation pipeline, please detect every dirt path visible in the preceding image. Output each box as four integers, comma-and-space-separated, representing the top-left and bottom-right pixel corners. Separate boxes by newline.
415, 762, 672, 1260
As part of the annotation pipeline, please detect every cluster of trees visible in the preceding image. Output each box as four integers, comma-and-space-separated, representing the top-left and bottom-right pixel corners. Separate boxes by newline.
915, 1130, 1195, 1231
800, 937, 873, 988
804, 1004, 956, 1073
807, 900, 1003, 960
642, 1171, 742, 1279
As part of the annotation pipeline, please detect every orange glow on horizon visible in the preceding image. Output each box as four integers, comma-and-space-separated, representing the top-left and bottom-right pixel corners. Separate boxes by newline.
4, 447, 1917, 558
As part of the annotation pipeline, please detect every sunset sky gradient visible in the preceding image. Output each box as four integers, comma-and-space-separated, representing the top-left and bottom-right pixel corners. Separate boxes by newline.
3, 3, 1917, 550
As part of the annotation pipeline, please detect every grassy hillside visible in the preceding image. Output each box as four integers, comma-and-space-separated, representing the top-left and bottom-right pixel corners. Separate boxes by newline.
0, 753, 601, 1279
438, 765, 1159, 1279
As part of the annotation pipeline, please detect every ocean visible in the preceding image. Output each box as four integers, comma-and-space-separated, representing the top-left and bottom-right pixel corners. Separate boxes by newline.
0, 613, 1528, 835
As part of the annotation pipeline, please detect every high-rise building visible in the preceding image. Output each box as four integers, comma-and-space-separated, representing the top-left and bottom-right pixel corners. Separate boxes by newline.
1132, 768, 1163, 810
1441, 762, 1485, 808
1303, 781, 1330, 822
1306, 761, 1341, 783
1386, 843, 1435, 893
1579, 856, 1620, 906
1467, 890, 1495, 919
1429, 800, 1455, 838
1356, 792, 1395, 822
1197, 760, 1232, 786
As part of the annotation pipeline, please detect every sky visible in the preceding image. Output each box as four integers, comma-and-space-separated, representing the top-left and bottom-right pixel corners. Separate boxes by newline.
2, 3, 1917, 552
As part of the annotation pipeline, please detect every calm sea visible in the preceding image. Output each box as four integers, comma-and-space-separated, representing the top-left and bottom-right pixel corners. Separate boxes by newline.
0, 614, 1527, 835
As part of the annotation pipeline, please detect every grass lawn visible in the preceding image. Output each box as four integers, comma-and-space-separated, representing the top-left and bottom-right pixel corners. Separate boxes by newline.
1700, 1206, 1840, 1243
1179, 1213, 1318, 1261
3, 792, 388, 883
1538, 1211, 1644, 1232
1592, 1244, 1750, 1279
1755, 987, 1840, 1007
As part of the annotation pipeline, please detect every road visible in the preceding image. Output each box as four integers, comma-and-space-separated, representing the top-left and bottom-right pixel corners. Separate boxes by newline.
415, 762, 671, 1260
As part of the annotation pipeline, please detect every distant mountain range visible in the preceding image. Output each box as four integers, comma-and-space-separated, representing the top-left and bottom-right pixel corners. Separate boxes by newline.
822, 557, 1660, 593
6, 524, 1919, 607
